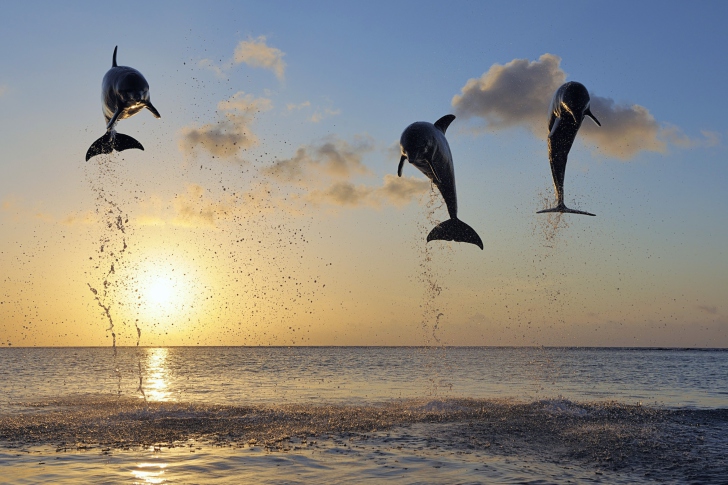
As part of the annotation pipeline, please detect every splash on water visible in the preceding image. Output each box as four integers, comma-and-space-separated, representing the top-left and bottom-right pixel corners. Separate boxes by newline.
1, 396, 726, 483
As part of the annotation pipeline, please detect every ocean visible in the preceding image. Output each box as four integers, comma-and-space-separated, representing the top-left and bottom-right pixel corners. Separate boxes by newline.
1, 346, 726, 484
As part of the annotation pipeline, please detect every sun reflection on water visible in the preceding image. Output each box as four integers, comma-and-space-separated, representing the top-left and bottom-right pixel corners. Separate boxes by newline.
142, 348, 172, 402
131, 462, 168, 484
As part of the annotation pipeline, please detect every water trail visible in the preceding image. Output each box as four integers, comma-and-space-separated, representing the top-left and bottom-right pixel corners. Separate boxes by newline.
535, 191, 570, 247
86, 283, 116, 351
136, 359, 147, 403
84, 153, 145, 397
414, 185, 454, 396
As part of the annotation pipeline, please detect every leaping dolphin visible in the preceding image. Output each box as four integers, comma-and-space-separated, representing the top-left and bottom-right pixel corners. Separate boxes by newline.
537, 81, 600, 216
398, 114, 483, 249
86, 46, 161, 161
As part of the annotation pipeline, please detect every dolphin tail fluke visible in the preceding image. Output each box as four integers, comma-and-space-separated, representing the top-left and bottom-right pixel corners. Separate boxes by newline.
86, 133, 113, 161
85, 132, 144, 161
113, 133, 144, 153
537, 204, 595, 216
427, 218, 483, 250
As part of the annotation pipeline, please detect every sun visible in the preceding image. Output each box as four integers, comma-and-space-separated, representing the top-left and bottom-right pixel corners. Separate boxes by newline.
147, 277, 174, 306
130, 256, 201, 322
117, 248, 215, 334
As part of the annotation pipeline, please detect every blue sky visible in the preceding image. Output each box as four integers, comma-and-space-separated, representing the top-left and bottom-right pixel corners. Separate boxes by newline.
1, 1, 726, 347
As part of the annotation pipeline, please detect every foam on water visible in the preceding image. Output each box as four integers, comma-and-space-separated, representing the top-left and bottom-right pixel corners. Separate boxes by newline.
1, 396, 727, 483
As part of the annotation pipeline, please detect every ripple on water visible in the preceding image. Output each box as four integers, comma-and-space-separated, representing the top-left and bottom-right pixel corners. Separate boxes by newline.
1, 396, 726, 483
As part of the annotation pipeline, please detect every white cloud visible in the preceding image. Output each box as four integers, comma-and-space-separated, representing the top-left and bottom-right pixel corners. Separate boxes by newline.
452, 53, 718, 160
452, 53, 565, 131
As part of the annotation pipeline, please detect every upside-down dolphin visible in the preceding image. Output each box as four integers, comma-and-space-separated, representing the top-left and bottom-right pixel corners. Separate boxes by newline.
398, 114, 483, 249
85, 46, 161, 161
537, 81, 600, 216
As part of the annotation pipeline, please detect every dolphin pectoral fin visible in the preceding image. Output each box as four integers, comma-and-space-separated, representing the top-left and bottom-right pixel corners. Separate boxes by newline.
585, 108, 601, 126
427, 218, 483, 250
434, 114, 456, 134
537, 205, 595, 216
113, 133, 144, 153
561, 207, 595, 216
397, 155, 406, 177
145, 102, 161, 118
112, 46, 118, 67
86, 132, 114, 161
106, 107, 123, 131
548, 116, 561, 138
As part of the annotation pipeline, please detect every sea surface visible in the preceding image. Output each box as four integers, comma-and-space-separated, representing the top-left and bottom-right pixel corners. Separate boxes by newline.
1, 346, 726, 484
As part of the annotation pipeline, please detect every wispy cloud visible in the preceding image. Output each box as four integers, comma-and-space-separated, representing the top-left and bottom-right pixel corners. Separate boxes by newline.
170, 184, 231, 227
61, 211, 96, 226
199, 36, 286, 81
134, 184, 239, 228
284, 100, 341, 123
132, 137, 430, 228
234, 36, 286, 81
265, 135, 374, 184
452, 53, 719, 160
310, 108, 341, 123
306, 174, 430, 208
1, 196, 53, 222
1, 196, 90, 225
0, 85, 8, 97
178, 91, 272, 161
696, 304, 719, 315
264, 135, 430, 209
286, 101, 311, 111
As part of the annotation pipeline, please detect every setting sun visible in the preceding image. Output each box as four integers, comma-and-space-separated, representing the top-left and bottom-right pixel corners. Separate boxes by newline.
121, 250, 209, 330
147, 277, 174, 306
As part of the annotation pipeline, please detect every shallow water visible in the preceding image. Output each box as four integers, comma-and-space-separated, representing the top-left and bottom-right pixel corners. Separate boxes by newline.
1, 347, 727, 484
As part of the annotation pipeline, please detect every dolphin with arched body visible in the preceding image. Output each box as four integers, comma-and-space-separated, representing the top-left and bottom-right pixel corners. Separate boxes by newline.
398, 114, 483, 249
86, 46, 161, 161
538, 81, 600, 216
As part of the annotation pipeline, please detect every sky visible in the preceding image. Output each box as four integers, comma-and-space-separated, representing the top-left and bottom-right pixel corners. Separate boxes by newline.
0, 1, 727, 347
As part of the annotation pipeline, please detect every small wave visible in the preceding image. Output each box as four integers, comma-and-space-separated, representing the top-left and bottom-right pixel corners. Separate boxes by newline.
537, 398, 588, 416
1, 395, 727, 483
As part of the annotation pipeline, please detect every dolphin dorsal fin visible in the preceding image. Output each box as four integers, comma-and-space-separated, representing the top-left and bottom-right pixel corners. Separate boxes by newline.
434, 114, 456, 134
112, 46, 118, 67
